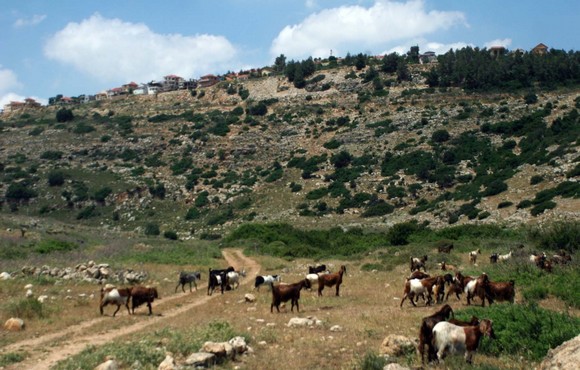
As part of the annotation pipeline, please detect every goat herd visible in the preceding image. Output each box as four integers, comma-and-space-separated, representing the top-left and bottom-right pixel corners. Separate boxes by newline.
407, 246, 573, 364
98, 246, 572, 365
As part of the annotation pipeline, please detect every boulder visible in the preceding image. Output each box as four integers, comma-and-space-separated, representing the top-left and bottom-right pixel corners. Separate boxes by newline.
0, 272, 11, 280
184, 352, 216, 367
244, 293, 256, 303
538, 334, 580, 370
4, 318, 25, 331
200, 341, 235, 360
379, 335, 415, 356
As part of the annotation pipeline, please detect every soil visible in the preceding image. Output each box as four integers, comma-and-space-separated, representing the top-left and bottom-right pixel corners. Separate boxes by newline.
1, 249, 260, 370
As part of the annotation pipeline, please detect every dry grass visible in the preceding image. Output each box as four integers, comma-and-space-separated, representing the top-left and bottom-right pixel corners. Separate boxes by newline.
1, 250, 578, 369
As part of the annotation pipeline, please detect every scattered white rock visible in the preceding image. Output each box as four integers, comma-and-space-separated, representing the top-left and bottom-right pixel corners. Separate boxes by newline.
94, 358, 119, 370
37, 295, 49, 303
158, 353, 175, 370
379, 335, 416, 356
184, 352, 216, 367
287, 316, 323, 327
25, 289, 33, 298
0, 272, 11, 280
330, 325, 343, 332
244, 293, 256, 302
24, 284, 33, 290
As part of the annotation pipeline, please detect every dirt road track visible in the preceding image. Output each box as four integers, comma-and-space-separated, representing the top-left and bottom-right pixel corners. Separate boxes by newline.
1, 249, 260, 370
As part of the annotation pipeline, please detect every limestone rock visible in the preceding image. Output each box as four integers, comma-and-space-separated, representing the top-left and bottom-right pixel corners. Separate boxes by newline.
287, 316, 323, 327
379, 335, 415, 356
538, 334, 580, 370
228, 336, 248, 354
201, 341, 235, 360
244, 293, 256, 302
383, 364, 411, 370
157, 354, 175, 370
4, 318, 25, 331
184, 352, 216, 367
0, 272, 11, 280
94, 358, 119, 370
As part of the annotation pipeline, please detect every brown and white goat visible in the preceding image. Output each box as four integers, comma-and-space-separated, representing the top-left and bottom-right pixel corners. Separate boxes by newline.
318, 265, 346, 296
400, 276, 444, 307
410, 255, 428, 272
448, 316, 480, 327
131, 285, 159, 315
469, 249, 481, 264
407, 271, 430, 280
479, 278, 515, 306
432, 319, 495, 364
100, 285, 132, 317
271, 279, 311, 313
418, 304, 454, 363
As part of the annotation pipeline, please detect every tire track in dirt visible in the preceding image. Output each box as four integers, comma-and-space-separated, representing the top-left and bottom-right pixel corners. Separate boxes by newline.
1, 249, 260, 370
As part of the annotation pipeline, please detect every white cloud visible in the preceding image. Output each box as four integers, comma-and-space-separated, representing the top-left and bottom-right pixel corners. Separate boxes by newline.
13, 14, 47, 28
271, 0, 467, 59
44, 13, 238, 85
0, 66, 22, 94
484, 38, 512, 49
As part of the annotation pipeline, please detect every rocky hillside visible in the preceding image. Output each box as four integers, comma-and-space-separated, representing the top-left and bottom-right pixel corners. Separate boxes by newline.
0, 65, 579, 238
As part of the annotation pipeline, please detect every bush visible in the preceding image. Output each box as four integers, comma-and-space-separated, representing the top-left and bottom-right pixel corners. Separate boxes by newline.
144, 223, 160, 236
497, 201, 513, 209
76, 205, 98, 220
529, 220, 580, 253
47, 170, 66, 186
56, 108, 74, 122
431, 129, 450, 143
530, 201, 557, 216
455, 304, 580, 361
163, 230, 178, 240
530, 175, 544, 185
40, 150, 63, 160
34, 239, 78, 254
387, 221, 422, 245
6, 298, 47, 319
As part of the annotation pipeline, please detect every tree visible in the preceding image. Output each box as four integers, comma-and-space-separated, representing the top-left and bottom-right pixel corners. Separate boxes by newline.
381, 53, 400, 73
47, 170, 66, 186
274, 54, 286, 72
56, 108, 74, 122
293, 64, 306, 88
396, 59, 410, 82
407, 45, 420, 64
355, 53, 367, 70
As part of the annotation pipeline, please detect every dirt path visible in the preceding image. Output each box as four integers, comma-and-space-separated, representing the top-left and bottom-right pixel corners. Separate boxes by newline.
1, 249, 260, 370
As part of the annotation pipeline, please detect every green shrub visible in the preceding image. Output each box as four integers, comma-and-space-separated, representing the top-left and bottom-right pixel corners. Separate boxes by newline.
529, 220, 580, 253
456, 304, 580, 361
361, 201, 394, 217
0, 352, 26, 367
5, 298, 47, 319
431, 129, 450, 143
40, 150, 63, 160
530, 175, 544, 185
357, 351, 387, 370
387, 221, 423, 245
34, 239, 78, 254
530, 201, 556, 216
517, 199, 533, 209
497, 201, 513, 209
144, 223, 160, 236
163, 230, 178, 240
47, 170, 66, 186
56, 108, 74, 122
76, 205, 98, 220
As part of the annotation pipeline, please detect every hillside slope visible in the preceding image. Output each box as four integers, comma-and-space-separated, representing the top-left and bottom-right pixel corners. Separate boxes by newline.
0, 65, 578, 237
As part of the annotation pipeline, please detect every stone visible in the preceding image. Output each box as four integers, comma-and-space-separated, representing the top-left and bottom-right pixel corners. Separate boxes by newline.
287, 317, 322, 327
0, 272, 11, 280
244, 293, 256, 302
228, 336, 248, 354
157, 354, 175, 370
538, 334, 580, 370
379, 335, 416, 356
330, 325, 343, 332
94, 359, 119, 370
383, 364, 411, 370
184, 352, 216, 367
4, 318, 25, 331
201, 341, 235, 360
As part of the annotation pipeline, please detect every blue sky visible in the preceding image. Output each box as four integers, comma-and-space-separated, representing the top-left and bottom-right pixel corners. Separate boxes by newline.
1, 0, 578, 108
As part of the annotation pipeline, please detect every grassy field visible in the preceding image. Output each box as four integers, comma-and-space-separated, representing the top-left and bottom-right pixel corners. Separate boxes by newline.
1, 220, 579, 369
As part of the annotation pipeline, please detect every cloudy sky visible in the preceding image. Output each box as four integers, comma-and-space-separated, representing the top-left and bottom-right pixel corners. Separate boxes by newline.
1, 0, 578, 108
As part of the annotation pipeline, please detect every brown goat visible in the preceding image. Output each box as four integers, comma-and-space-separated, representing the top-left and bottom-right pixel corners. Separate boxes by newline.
131, 286, 159, 315
318, 265, 347, 296
445, 280, 464, 301
440, 261, 457, 272
271, 279, 311, 313
99, 286, 132, 317
418, 304, 454, 364
480, 279, 515, 305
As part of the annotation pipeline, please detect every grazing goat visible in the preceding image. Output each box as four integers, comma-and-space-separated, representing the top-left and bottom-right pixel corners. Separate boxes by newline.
175, 271, 201, 293
308, 264, 327, 274
418, 304, 455, 363
464, 273, 490, 306
438, 243, 454, 253
410, 255, 428, 272
498, 251, 513, 261
208, 267, 234, 295
489, 253, 498, 263
479, 278, 515, 305
306, 271, 329, 287
469, 249, 481, 264
439, 261, 457, 272
254, 275, 281, 291
271, 279, 311, 313
432, 319, 495, 364
318, 265, 347, 296
551, 250, 572, 265
400, 276, 444, 307
408, 271, 430, 280
131, 286, 159, 315
226, 269, 245, 290
445, 280, 464, 301
100, 285, 132, 317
